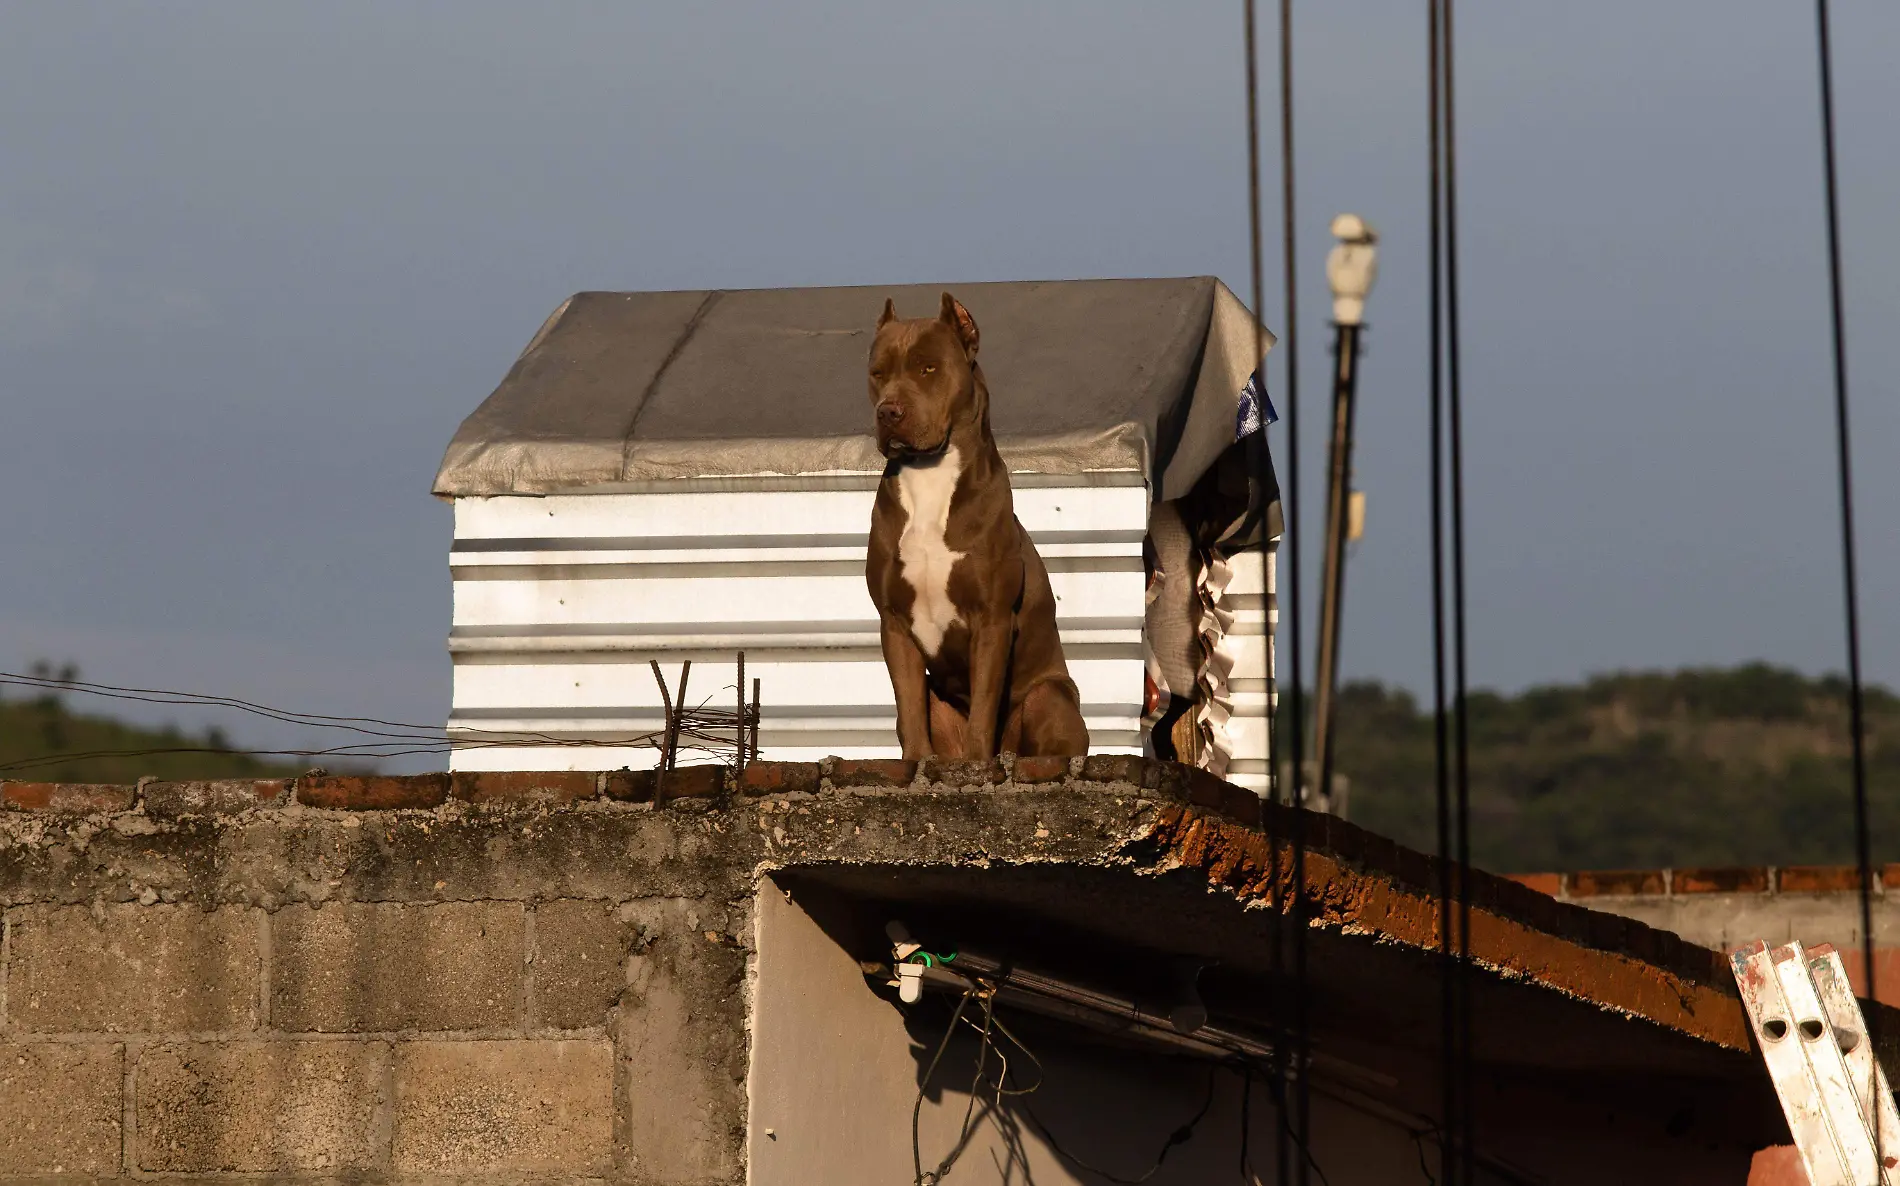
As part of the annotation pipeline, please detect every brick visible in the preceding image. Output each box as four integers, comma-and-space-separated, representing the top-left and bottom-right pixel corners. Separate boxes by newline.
1494, 876, 1567, 936
1748, 1145, 1808, 1186
1778, 865, 1867, 894
1884, 864, 1900, 890
1356, 832, 1403, 882
1179, 766, 1228, 811
656, 764, 725, 801
1829, 948, 1900, 1009
1548, 901, 1598, 947
392, 1040, 613, 1174
828, 758, 915, 787
532, 900, 633, 1029
297, 773, 449, 810
1672, 866, 1770, 894
604, 768, 657, 802
1081, 754, 1155, 788
0, 1043, 123, 1174
1648, 927, 1687, 977
1673, 941, 1728, 987
1622, 918, 1667, 966
1393, 846, 1436, 895
1567, 869, 1666, 897
919, 756, 1005, 787
1584, 908, 1632, 953
142, 778, 289, 817
1, 781, 135, 813
451, 769, 598, 804
1319, 815, 1371, 866
1505, 873, 1562, 898
1010, 755, 1071, 784
738, 761, 822, 797
135, 1041, 384, 1173
1217, 780, 1265, 828
271, 901, 524, 1032
6, 904, 259, 1033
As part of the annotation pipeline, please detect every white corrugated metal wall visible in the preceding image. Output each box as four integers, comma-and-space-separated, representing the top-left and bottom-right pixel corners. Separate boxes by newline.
447, 473, 1274, 788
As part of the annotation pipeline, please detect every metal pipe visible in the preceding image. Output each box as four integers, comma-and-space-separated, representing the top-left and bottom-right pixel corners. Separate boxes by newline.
1312, 320, 1361, 808
1312, 214, 1378, 812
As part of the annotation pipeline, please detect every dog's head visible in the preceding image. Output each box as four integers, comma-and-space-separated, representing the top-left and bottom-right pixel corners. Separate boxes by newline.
868, 292, 982, 460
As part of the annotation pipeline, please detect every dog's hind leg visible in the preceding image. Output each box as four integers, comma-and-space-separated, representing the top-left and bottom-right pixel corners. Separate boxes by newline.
926, 690, 971, 758
1011, 679, 1089, 757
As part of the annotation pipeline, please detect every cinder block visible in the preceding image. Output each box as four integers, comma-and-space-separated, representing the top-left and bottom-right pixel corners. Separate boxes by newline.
531, 900, 633, 1030
0, 1043, 123, 1175
6, 904, 260, 1033
391, 1040, 613, 1174
135, 1041, 384, 1173
271, 901, 525, 1032
619, 899, 748, 1182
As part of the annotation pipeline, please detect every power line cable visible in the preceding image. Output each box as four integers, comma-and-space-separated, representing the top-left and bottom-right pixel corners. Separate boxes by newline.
1813, 1, 1879, 1172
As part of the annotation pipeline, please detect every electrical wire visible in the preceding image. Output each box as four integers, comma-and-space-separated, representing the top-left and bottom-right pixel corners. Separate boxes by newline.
1244, 10, 1287, 1179
1014, 1055, 1220, 1185
0, 667, 760, 774
912, 988, 978, 1186
1813, 1, 1879, 1174
1238, 1057, 1334, 1186
1275, 5, 1315, 1184
1424, 2, 1467, 1183
1439, 1, 1475, 1180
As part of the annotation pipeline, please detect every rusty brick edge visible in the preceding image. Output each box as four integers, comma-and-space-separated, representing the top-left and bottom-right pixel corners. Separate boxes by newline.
1504, 864, 1900, 899
1140, 806, 1760, 1052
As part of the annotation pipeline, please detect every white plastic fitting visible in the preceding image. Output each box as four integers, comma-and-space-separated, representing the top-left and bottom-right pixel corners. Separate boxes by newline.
1326, 213, 1380, 327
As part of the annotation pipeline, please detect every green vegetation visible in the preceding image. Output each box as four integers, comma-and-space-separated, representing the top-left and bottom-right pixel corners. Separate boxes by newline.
0, 669, 304, 784
1333, 663, 1900, 873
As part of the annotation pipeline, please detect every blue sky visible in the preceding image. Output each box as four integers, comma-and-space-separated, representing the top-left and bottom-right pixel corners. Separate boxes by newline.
2, 2, 1894, 763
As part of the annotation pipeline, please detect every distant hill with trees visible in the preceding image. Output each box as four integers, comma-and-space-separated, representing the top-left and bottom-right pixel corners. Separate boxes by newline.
0, 665, 305, 784
1333, 664, 1900, 873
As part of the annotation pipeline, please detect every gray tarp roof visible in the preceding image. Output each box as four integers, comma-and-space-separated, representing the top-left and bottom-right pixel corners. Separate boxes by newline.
434, 277, 1274, 501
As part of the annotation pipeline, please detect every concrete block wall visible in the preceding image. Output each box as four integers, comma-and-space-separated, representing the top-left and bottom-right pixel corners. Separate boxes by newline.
0, 771, 747, 1183
1, 757, 1773, 1183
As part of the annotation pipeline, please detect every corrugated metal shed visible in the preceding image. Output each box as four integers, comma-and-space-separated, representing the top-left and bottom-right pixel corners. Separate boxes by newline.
436, 278, 1279, 789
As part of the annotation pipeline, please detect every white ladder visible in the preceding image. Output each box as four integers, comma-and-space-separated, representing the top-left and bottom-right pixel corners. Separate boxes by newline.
1732, 940, 1900, 1185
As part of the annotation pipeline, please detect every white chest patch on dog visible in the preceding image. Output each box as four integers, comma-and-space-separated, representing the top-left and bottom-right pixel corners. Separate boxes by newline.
895, 447, 966, 657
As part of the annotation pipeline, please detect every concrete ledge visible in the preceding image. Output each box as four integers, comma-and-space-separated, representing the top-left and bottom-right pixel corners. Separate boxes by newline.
0, 757, 1740, 1004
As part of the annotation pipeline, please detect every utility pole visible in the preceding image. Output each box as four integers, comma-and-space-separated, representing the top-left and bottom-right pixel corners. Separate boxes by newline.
1311, 214, 1378, 814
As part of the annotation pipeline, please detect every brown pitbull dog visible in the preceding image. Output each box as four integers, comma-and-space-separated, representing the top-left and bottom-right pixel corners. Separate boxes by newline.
865, 293, 1089, 760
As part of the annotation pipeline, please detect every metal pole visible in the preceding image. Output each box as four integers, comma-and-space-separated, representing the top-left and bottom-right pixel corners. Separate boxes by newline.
1312, 214, 1378, 812
735, 650, 747, 772
1311, 320, 1360, 804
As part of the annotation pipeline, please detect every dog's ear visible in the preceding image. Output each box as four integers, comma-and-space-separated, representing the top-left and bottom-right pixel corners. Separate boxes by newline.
877, 297, 898, 329
940, 292, 979, 357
